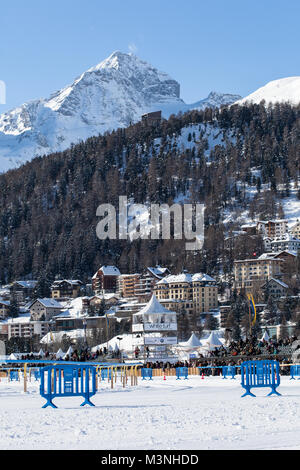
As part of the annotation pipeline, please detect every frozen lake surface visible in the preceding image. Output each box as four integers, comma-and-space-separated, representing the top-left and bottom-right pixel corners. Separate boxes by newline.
0, 375, 299, 450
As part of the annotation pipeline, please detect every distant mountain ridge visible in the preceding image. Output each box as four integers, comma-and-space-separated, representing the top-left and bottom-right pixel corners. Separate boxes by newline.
0, 51, 240, 172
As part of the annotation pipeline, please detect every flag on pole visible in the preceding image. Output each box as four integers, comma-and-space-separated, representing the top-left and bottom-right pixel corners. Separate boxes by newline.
247, 294, 257, 326
48, 324, 54, 343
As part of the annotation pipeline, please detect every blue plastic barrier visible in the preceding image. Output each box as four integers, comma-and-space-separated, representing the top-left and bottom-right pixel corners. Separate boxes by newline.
100, 368, 113, 380
141, 368, 153, 380
241, 360, 281, 397
222, 366, 236, 380
176, 367, 188, 380
9, 370, 20, 381
290, 365, 300, 380
40, 364, 97, 408
33, 369, 41, 381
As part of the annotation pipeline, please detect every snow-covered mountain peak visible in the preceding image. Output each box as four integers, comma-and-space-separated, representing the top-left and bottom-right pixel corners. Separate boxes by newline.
235, 76, 300, 106
0, 51, 240, 172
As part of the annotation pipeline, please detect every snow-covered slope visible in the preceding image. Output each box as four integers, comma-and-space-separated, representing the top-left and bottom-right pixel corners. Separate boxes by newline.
235, 77, 300, 106
156, 91, 241, 118
0, 52, 240, 172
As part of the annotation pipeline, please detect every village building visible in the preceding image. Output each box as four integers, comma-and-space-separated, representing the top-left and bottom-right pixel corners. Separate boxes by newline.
256, 219, 288, 239
241, 224, 257, 235
261, 278, 289, 300
50, 279, 83, 300
30, 298, 63, 321
154, 272, 218, 314
10, 280, 38, 303
88, 294, 119, 307
0, 300, 10, 319
270, 234, 300, 253
141, 110, 162, 127
117, 266, 170, 300
92, 266, 121, 294
117, 273, 141, 298
291, 221, 300, 239
263, 237, 273, 252
6, 315, 50, 340
234, 255, 284, 294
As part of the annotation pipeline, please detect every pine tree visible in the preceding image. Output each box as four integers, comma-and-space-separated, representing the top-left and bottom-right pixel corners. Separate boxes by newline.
9, 294, 19, 318
34, 272, 52, 299
204, 314, 219, 331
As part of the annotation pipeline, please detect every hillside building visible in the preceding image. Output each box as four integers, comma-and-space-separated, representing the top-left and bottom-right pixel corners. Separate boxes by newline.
92, 266, 121, 294
234, 255, 284, 293
257, 220, 288, 239
10, 280, 38, 303
141, 111, 162, 127
30, 298, 63, 321
291, 221, 300, 239
154, 272, 218, 314
50, 280, 83, 300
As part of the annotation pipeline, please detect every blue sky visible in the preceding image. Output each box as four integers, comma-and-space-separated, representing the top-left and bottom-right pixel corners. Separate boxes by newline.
0, 0, 300, 112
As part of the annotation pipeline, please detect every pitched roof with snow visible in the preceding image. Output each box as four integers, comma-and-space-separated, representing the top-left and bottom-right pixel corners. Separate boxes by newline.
93, 266, 121, 278
272, 250, 297, 258
34, 298, 63, 309
263, 278, 289, 289
156, 272, 216, 285
147, 266, 169, 278
52, 279, 83, 286
14, 280, 38, 289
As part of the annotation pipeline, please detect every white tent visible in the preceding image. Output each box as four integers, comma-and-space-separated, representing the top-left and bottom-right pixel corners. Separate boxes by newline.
63, 346, 73, 359
55, 348, 65, 359
179, 333, 202, 350
261, 330, 270, 342
173, 333, 202, 360
38, 348, 45, 357
202, 331, 223, 351
133, 294, 176, 323
66, 346, 73, 355
8, 353, 17, 360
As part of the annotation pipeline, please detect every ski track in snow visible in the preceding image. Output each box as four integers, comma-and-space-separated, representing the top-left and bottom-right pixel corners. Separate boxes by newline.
0, 376, 299, 450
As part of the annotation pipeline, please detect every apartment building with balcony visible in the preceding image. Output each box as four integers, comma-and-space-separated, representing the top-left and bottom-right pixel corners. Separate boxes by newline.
7, 316, 50, 340
117, 266, 170, 300
92, 266, 121, 294
257, 219, 288, 239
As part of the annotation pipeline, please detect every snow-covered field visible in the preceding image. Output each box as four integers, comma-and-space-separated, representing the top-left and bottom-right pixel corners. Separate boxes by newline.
0, 375, 299, 450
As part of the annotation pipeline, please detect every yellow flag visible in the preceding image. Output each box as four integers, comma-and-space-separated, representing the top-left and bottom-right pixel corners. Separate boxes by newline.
247, 294, 257, 326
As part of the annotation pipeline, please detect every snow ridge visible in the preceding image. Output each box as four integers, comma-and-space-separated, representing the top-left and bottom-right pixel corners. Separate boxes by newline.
235, 77, 300, 107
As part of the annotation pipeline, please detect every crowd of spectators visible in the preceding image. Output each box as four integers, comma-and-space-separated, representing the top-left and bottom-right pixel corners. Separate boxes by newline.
6, 335, 298, 375
17, 346, 123, 363
143, 335, 298, 376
